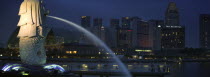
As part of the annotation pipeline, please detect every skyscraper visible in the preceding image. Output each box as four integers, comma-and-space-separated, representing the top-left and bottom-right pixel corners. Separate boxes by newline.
93, 18, 103, 27
137, 21, 153, 48
200, 14, 210, 49
92, 18, 105, 42
161, 26, 185, 49
122, 17, 131, 29
165, 2, 179, 26
130, 17, 142, 48
161, 2, 185, 49
81, 16, 91, 28
117, 29, 133, 48
149, 20, 164, 50
110, 19, 120, 29
106, 18, 120, 48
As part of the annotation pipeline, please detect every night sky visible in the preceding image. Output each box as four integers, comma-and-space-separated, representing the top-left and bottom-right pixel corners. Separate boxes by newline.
0, 0, 210, 48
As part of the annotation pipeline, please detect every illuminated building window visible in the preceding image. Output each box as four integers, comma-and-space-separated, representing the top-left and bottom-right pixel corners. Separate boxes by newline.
66, 51, 70, 54
135, 49, 152, 52
73, 51, 77, 54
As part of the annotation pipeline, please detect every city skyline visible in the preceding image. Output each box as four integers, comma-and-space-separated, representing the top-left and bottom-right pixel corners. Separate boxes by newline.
0, 0, 210, 48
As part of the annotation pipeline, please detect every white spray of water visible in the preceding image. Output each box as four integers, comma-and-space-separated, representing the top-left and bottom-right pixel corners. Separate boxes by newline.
47, 15, 131, 77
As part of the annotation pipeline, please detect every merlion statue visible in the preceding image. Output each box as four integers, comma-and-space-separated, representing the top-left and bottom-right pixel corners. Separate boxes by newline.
18, 0, 49, 65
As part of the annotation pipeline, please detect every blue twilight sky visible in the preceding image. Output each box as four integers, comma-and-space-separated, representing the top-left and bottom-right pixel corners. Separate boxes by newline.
0, 0, 210, 48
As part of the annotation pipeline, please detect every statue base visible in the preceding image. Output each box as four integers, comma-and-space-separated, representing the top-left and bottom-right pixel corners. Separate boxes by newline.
19, 37, 46, 65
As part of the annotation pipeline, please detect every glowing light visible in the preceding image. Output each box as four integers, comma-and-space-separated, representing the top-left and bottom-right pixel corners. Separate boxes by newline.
143, 65, 149, 68
73, 51, 77, 54
113, 65, 118, 67
82, 64, 88, 68
21, 71, 29, 75
158, 25, 161, 27
135, 49, 152, 52
2, 64, 23, 72
66, 51, 70, 53
127, 30, 132, 31
159, 65, 164, 68
43, 64, 65, 73
81, 16, 87, 18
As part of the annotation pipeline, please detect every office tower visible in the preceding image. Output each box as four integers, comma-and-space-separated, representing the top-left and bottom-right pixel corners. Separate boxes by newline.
106, 27, 117, 48
161, 26, 185, 48
165, 2, 179, 26
149, 20, 164, 50
137, 21, 153, 48
81, 16, 91, 28
200, 14, 210, 49
93, 18, 103, 27
122, 17, 131, 29
92, 18, 105, 42
161, 2, 185, 49
110, 19, 120, 29
117, 29, 133, 48
130, 17, 142, 48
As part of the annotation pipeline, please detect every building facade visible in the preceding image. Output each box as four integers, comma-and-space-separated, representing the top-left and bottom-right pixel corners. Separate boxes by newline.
81, 16, 91, 28
161, 2, 185, 49
161, 26, 185, 49
117, 28, 133, 48
200, 14, 210, 49
165, 2, 179, 26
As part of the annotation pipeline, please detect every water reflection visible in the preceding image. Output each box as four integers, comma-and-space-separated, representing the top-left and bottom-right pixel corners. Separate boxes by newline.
59, 63, 170, 73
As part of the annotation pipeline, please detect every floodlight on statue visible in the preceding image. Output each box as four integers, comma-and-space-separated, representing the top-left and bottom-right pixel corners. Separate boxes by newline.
43, 64, 65, 73
2, 64, 24, 72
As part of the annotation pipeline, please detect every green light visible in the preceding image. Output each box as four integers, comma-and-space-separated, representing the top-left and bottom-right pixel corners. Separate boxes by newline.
135, 49, 152, 52
21, 71, 29, 76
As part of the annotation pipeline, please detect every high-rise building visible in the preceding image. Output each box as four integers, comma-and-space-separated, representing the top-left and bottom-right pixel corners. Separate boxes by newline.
80, 16, 91, 45
149, 20, 164, 50
165, 2, 179, 26
161, 2, 185, 49
161, 26, 185, 49
93, 18, 103, 27
137, 21, 153, 48
81, 16, 91, 28
130, 17, 142, 48
92, 18, 105, 43
117, 28, 133, 48
110, 19, 120, 28
106, 27, 117, 48
122, 17, 131, 29
200, 14, 210, 49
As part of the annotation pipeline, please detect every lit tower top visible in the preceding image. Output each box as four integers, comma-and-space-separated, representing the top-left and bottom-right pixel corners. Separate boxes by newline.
165, 2, 179, 26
